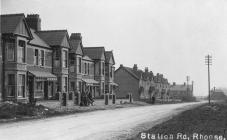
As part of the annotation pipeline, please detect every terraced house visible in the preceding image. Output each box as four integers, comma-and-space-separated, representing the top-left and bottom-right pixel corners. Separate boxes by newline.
0, 13, 70, 101
68, 33, 117, 98
83, 47, 106, 97
69, 33, 99, 97
114, 64, 170, 101
1, 13, 33, 101
105, 51, 117, 96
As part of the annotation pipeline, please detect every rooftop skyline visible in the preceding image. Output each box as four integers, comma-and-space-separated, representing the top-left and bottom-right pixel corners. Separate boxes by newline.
2, 0, 227, 96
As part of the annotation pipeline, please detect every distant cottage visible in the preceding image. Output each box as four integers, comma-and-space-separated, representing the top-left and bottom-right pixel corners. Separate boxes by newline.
114, 64, 170, 101
169, 82, 194, 101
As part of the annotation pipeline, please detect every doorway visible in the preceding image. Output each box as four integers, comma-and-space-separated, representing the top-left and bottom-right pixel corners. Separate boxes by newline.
44, 81, 48, 99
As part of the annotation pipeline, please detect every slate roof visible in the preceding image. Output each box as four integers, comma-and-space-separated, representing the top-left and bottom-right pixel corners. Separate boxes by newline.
123, 67, 141, 80
118, 66, 154, 81
36, 30, 69, 47
29, 28, 50, 48
105, 51, 115, 64
0, 13, 33, 38
170, 84, 193, 91
83, 47, 105, 60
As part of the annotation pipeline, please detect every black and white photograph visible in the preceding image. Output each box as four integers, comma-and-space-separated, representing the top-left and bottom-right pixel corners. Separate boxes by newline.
0, 0, 227, 140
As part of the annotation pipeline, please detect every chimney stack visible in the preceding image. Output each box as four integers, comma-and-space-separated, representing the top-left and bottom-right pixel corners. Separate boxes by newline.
26, 14, 41, 31
70, 33, 82, 40
145, 67, 149, 73
133, 64, 138, 71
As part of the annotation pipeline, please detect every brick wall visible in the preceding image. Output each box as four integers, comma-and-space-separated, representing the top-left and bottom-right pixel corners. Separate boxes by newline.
114, 68, 140, 100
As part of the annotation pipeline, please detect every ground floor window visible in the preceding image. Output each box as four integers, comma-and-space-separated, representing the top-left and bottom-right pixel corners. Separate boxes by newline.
102, 82, 105, 94
63, 77, 68, 92
36, 81, 43, 91
7, 74, 15, 96
18, 74, 25, 97
70, 82, 75, 91
105, 84, 109, 93
78, 81, 82, 93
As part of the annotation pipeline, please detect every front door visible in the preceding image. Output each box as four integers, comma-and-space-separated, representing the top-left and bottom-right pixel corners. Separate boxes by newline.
27, 76, 34, 102
44, 81, 48, 99
49, 82, 53, 98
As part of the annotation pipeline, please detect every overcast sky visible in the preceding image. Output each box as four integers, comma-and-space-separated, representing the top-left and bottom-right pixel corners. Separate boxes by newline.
1, 0, 227, 96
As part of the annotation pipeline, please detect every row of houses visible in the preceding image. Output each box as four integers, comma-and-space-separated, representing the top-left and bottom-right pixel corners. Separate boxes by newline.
115, 64, 170, 101
0, 13, 194, 103
0, 13, 117, 102
114, 64, 194, 101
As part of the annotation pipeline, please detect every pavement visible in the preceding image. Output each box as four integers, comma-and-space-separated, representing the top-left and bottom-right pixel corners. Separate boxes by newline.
0, 101, 204, 140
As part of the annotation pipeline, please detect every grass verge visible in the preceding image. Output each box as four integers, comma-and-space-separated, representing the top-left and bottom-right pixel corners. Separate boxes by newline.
131, 101, 227, 140
0, 101, 147, 123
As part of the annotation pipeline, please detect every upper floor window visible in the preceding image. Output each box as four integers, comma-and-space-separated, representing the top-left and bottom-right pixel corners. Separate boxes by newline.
102, 62, 105, 75
69, 53, 75, 65
84, 63, 87, 74
102, 82, 105, 94
110, 66, 113, 78
77, 57, 82, 73
18, 40, 25, 63
62, 50, 68, 68
55, 49, 60, 60
35, 49, 39, 65
88, 63, 90, 75
40, 50, 44, 66
6, 41, 15, 62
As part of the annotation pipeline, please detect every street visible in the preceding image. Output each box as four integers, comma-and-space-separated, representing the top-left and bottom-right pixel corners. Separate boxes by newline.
0, 102, 204, 140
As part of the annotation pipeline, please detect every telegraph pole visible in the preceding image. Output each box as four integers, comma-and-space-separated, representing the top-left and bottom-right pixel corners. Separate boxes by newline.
205, 55, 212, 105
186, 76, 190, 96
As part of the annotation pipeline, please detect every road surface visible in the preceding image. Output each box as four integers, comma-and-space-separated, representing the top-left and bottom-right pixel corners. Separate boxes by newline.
0, 102, 204, 140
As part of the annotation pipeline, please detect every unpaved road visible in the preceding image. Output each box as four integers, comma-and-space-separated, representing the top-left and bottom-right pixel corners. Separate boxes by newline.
0, 102, 204, 140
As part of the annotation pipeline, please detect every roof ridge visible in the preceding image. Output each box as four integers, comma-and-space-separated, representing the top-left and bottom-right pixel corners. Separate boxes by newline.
1, 13, 24, 17
37, 29, 67, 32
84, 47, 105, 49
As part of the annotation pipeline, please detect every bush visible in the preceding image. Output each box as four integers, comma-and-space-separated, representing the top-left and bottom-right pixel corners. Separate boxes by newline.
0, 101, 56, 119
182, 95, 196, 102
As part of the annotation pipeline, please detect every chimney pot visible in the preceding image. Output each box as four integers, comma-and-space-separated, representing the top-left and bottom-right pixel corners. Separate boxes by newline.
26, 14, 41, 31
133, 64, 138, 71
70, 33, 82, 40
145, 67, 148, 73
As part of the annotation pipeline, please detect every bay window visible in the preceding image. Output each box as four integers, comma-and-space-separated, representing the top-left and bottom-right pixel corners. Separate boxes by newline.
18, 40, 25, 63
102, 62, 105, 75
36, 81, 43, 91
88, 63, 90, 75
7, 41, 15, 61
77, 57, 82, 73
40, 50, 44, 66
62, 50, 68, 68
85, 63, 87, 74
7, 74, 15, 96
63, 77, 68, 92
35, 49, 39, 65
18, 74, 25, 97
